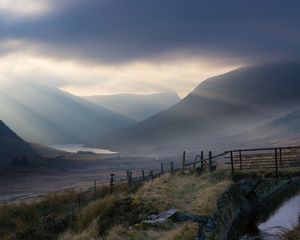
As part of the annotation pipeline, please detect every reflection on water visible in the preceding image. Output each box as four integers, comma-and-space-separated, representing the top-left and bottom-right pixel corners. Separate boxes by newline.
258, 192, 300, 236
50, 144, 117, 154
240, 192, 300, 239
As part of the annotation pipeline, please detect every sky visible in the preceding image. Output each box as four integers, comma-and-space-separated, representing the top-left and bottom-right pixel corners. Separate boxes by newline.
0, 0, 299, 97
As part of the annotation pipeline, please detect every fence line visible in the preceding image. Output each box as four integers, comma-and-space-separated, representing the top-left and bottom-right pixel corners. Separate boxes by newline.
74, 145, 300, 213
223, 145, 300, 177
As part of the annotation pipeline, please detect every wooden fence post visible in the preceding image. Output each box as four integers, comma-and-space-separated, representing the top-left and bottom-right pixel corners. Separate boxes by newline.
201, 151, 204, 168
129, 171, 133, 187
150, 170, 154, 181
279, 148, 282, 167
110, 174, 115, 194
193, 154, 197, 168
161, 162, 164, 175
208, 151, 212, 172
127, 170, 132, 187
239, 149, 242, 170
170, 161, 174, 173
275, 148, 278, 178
142, 170, 145, 180
94, 180, 97, 201
182, 151, 186, 173
77, 193, 81, 217
230, 151, 234, 173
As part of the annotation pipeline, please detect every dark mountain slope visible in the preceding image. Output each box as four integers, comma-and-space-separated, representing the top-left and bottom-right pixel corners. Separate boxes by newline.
97, 62, 300, 154
83, 92, 181, 121
0, 82, 135, 145
0, 120, 37, 157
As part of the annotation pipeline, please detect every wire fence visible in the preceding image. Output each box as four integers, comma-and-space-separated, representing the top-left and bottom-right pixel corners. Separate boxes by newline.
69, 145, 300, 214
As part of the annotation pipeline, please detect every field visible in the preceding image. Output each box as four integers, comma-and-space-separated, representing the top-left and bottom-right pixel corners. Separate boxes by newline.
0, 153, 170, 203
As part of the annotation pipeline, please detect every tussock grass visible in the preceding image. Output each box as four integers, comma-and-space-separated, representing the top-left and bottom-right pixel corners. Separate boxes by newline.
59, 219, 99, 240
106, 225, 162, 240
76, 194, 158, 236
160, 222, 198, 240
0, 191, 78, 239
282, 224, 300, 240
0, 182, 131, 239
105, 222, 198, 240
0, 169, 231, 239
136, 170, 232, 215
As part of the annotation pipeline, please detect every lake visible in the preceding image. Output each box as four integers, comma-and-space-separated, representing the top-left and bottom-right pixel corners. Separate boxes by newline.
50, 144, 117, 154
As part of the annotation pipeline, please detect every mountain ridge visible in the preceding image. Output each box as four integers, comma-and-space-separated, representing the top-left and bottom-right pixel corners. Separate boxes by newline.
95, 62, 300, 155
83, 92, 181, 121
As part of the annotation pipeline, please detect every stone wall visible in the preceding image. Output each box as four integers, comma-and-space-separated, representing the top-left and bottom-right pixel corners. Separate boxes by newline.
198, 178, 300, 240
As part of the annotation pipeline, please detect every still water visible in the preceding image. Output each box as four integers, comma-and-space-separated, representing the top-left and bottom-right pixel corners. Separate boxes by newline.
50, 144, 117, 154
241, 192, 300, 239
258, 192, 300, 238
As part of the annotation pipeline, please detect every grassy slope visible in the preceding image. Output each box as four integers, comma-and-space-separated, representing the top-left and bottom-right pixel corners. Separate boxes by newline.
136, 172, 231, 215
0, 170, 232, 240
59, 170, 231, 240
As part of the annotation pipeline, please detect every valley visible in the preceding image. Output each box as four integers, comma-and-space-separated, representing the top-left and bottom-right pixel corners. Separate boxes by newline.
0, 154, 167, 204
1, 1, 299, 239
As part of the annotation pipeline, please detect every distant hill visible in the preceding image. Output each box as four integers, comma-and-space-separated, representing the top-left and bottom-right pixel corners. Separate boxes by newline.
0, 81, 136, 145
236, 110, 300, 148
83, 92, 181, 121
96, 62, 300, 154
0, 120, 38, 157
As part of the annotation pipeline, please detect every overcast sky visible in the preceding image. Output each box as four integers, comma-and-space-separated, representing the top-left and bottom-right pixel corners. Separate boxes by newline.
0, 0, 299, 96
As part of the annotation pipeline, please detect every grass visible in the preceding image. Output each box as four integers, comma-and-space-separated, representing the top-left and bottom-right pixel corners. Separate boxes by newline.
75, 194, 158, 236
57, 169, 231, 239
0, 169, 232, 240
105, 222, 198, 240
0, 191, 78, 240
0, 182, 130, 240
136, 170, 232, 215
59, 219, 99, 240
282, 219, 300, 240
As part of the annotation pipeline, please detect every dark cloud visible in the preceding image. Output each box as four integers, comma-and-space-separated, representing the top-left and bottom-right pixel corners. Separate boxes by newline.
1, 0, 300, 63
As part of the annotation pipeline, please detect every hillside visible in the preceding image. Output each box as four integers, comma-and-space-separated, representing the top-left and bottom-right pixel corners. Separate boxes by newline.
96, 62, 300, 154
0, 120, 37, 157
236, 109, 300, 148
83, 92, 181, 121
29, 142, 68, 158
0, 81, 136, 145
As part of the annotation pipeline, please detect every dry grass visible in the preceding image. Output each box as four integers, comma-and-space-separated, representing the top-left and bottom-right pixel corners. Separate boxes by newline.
282, 225, 300, 240
76, 193, 159, 236
159, 222, 198, 240
0, 180, 133, 239
136, 170, 232, 215
0, 168, 231, 239
0, 191, 79, 239
59, 219, 99, 240
105, 222, 198, 240
106, 225, 162, 240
